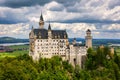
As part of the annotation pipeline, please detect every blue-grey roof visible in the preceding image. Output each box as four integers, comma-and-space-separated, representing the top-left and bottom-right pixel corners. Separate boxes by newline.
32, 29, 68, 39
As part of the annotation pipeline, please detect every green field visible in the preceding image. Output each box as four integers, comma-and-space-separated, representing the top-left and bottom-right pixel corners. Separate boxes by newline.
0, 45, 29, 58
1, 45, 120, 58
0, 51, 28, 58
115, 48, 120, 55
9, 45, 29, 49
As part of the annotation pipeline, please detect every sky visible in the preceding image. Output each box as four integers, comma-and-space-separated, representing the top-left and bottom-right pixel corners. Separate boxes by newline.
0, 0, 120, 39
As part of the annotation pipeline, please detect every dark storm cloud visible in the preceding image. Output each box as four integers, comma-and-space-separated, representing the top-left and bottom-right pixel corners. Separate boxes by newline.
0, 0, 119, 25
0, 0, 50, 8
57, 18, 120, 24
99, 30, 120, 33
0, 17, 28, 24
0, 9, 29, 24
108, 0, 120, 9
0, 0, 80, 8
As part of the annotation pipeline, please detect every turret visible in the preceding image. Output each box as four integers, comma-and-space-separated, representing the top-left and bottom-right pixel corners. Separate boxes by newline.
39, 13, 44, 29
48, 23, 51, 31
85, 29, 92, 48
48, 23, 52, 39
32, 26, 34, 30
29, 26, 34, 39
72, 38, 76, 45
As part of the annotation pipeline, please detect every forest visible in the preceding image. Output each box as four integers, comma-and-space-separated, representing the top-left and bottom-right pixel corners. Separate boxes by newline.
0, 47, 120, 80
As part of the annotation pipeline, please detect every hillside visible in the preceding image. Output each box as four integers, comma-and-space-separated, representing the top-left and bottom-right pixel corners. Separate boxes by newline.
0, 37, 120, 46
0, 37, 29, 44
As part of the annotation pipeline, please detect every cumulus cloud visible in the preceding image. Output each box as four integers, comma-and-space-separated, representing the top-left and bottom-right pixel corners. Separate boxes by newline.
66, 0, 120, 23
0, 23, 30, 38
92, 24, 120, 39
51, 22, 96, 38
0, 0, 120, 39
44, 1, 64, 11
1, 0, 120, 24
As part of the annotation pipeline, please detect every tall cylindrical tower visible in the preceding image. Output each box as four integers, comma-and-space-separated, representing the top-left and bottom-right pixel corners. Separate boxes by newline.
85, 29, 92, 48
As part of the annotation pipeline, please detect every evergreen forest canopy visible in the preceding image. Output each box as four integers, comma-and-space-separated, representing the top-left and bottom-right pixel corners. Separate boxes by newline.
0, 47, 120, 80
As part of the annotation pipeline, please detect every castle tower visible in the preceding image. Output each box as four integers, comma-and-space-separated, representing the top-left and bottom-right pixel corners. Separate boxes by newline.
110, 47, 114, 57
72, 38, 76, 45
48, 23, 52, 39
85, 29, 92, 48
39, 13, 44, 29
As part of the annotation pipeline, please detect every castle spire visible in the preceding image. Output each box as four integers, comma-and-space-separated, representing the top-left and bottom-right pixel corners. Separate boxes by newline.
32, 25, 34, 30
39, 12, 44, 29
48, 22, 52, 39
40, 12, 44, 21
48, 22, 51, 30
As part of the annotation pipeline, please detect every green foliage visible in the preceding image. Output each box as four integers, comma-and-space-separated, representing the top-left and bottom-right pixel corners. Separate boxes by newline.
0, 55, 73, 80
85, 47, 120, 80
0, 47, 120, 80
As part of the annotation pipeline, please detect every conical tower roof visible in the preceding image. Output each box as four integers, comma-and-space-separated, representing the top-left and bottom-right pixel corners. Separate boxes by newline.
86, 29, 91, 32
40, 13, 44, 21
48, 23, 51, 30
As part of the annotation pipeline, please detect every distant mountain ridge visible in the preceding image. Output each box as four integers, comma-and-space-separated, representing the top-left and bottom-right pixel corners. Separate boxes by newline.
0, 37, 120, 46
0, 37, 29, 44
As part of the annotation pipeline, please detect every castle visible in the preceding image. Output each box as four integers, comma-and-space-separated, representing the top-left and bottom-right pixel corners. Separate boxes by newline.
29, 13, 92, 68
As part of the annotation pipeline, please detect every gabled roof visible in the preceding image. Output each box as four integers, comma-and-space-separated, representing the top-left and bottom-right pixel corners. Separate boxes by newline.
32, 29, 68, 39
52, 30, 68, 39
34, 29, 48, 39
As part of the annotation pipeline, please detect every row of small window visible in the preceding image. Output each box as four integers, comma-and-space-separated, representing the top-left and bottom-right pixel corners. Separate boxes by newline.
70, 50, 86, 52
37, 49, 65, 52
40, 53, 65, 55
37, 39, 66, 42
37, 46, 66, 49
52, 53, 65, 55
37, 43, 65, 46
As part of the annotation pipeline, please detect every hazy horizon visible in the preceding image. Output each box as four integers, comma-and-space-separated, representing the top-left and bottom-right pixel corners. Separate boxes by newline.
1, 36, 120, 40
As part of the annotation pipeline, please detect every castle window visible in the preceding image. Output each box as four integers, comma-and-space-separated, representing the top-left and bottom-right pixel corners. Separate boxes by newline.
74, 58, 76, 65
